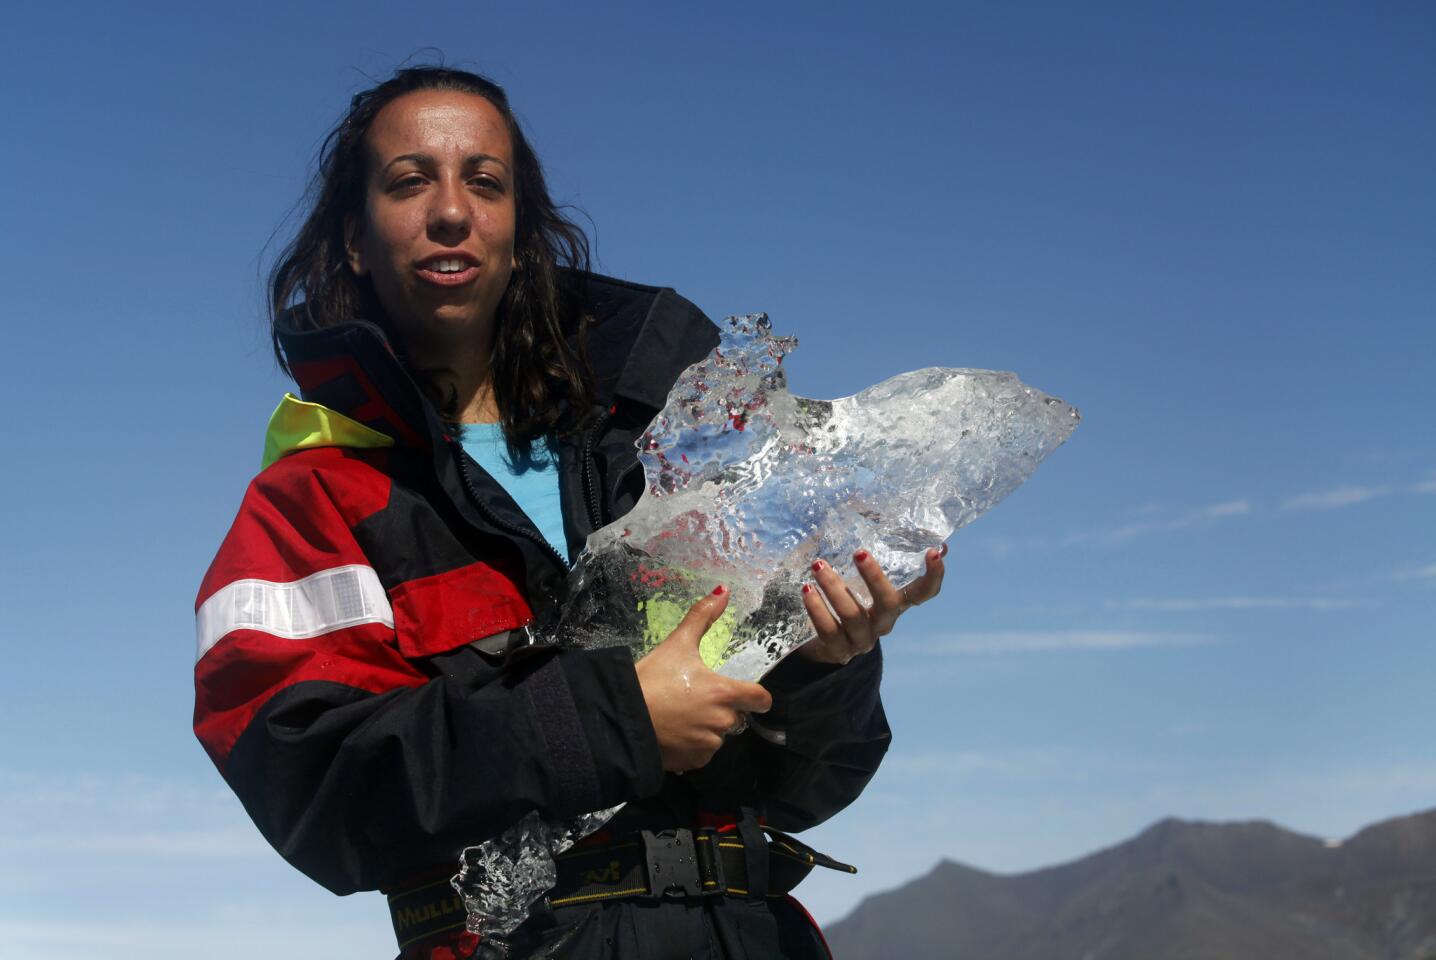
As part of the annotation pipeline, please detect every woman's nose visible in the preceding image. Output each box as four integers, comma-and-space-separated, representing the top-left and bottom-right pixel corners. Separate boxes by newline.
427, 179, 471, 243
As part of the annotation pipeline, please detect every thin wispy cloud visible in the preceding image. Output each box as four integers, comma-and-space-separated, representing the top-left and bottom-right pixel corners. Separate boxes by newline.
882, 750, 1013, 777
1061, 500, 1253, 547
0, 770, 264, 862
1393, 563, 1436, 582
0, 916, 388, 960
1282, 484, 1393, 511
1106, 596, 1360, 612
1279, 472, 1436, 511
0, 770, 234, 819
910, 630, 1215, 654
1029, 470, 1436, 554
1200, 500, 1253, 518
0, 769, 393, 959
982, 468, 1434, 556
0, 828, 265, 858
877, 747, 1086, 783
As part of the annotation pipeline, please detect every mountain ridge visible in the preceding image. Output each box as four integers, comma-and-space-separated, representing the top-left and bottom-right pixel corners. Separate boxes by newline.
824, 807, 1436, 959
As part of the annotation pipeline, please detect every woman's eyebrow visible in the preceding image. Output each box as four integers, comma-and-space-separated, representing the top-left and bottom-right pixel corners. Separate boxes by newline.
380, 152, 511, 176
467, 153, 511, 174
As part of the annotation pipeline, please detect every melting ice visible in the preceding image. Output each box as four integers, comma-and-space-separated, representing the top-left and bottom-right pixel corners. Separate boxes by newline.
455, 314, 1080, 947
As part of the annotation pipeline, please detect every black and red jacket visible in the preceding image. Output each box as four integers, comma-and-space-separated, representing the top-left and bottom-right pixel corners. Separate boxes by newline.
193, 273, 891, 904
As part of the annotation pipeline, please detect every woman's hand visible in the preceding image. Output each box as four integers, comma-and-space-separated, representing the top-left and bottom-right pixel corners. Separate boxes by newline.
634, 586, 774, 773
797, 545, 947, 664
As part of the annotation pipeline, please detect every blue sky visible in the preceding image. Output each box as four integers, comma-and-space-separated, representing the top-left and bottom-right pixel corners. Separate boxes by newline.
2, 1, 1432, 956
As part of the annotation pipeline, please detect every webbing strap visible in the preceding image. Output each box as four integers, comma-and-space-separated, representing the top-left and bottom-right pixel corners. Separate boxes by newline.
383, 830, 857, 950
386, 879, 467, 950
738, 815, 770, 898
546, 828, 854, 908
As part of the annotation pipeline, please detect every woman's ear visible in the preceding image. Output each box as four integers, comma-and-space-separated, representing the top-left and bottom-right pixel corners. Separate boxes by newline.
344, 215, 367, 276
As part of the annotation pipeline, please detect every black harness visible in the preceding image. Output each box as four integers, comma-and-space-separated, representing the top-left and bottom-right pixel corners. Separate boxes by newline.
386, 825, 854, 950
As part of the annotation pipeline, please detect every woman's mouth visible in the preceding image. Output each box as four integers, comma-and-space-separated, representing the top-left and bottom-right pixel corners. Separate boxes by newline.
416, 257, 480, 286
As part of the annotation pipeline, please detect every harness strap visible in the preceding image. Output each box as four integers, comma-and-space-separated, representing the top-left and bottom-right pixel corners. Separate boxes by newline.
383, 827, 856, 950
547, 826, 854, 908
386, 878, 467, 951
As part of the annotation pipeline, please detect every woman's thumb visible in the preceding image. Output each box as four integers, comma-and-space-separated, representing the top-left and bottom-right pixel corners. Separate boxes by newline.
671, 585, 729, 651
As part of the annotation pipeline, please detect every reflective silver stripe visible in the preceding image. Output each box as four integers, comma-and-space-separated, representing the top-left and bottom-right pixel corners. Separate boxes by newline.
195, 564, 393, 662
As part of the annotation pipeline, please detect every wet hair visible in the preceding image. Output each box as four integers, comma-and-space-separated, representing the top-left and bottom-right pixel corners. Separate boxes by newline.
267, 65, 593, 448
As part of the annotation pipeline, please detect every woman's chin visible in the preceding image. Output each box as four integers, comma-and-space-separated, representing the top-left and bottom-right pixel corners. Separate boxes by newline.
394, 306, 496, 347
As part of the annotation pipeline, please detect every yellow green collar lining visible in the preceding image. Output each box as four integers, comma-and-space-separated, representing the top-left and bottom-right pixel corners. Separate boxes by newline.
262, 393, 395, 469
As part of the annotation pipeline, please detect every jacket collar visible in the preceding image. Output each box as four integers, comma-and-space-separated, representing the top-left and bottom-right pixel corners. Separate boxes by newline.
272, 271, 719, 450
577, 273, 721, 413
261, 393, 395, 469
273, 312, 439, 453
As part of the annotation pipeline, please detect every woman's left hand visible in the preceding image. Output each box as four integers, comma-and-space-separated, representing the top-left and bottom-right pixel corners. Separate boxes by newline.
796, 544, 947, 665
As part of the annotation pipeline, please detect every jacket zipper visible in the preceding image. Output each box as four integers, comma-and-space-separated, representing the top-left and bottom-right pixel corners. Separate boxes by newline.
580, 410, 611, 531
450, 439, 570, 573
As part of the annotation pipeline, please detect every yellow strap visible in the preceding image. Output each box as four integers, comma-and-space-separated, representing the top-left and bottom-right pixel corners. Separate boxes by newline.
396, 919, 466, 951
549, 886, 650, 907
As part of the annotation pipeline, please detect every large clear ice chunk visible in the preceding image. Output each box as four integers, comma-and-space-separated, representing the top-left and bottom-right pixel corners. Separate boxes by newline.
454, 314, 1079, 950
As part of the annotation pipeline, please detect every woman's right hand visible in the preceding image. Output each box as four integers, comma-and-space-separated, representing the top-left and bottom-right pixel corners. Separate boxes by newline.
634, 586, 773, 773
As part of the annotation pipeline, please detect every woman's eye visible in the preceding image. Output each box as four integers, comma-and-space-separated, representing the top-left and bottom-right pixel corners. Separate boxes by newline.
390, 175, 425, 191
472, 176, 505, 193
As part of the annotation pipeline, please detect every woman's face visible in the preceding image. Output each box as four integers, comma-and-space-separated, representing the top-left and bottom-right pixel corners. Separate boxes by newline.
345, 89, 517, 350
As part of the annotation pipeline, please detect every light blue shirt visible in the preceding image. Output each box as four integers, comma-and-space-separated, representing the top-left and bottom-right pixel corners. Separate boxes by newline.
458, 423, 570, 563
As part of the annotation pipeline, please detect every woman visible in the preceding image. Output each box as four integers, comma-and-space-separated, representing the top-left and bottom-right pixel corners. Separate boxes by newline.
194, 66, 944, 959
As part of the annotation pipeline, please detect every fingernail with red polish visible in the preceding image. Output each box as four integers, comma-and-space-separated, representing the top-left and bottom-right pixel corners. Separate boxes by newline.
811, 560, 825, 573
712, 584, 727, 596
853, 550, 869, 563
801, 583, 812, 595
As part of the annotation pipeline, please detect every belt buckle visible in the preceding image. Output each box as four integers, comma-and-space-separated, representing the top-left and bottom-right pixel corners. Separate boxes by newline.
640, 829, 715, 898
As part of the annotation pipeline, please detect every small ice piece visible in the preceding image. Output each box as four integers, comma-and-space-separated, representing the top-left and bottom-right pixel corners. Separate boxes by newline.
453, 806, 620, 955
454, 314, 1079, 946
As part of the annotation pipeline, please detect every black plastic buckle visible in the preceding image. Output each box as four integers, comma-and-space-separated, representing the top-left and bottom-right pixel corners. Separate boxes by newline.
640, 829, 719, 898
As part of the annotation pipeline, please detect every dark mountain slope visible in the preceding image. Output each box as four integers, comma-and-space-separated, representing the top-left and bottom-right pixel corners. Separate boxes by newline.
824, 808, 1436, 960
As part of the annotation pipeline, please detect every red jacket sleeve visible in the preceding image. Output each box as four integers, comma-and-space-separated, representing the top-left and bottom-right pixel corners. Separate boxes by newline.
193, 450, 664, 894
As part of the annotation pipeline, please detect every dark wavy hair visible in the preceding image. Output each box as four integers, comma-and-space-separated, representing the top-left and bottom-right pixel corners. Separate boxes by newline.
268, 65, 593, 448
